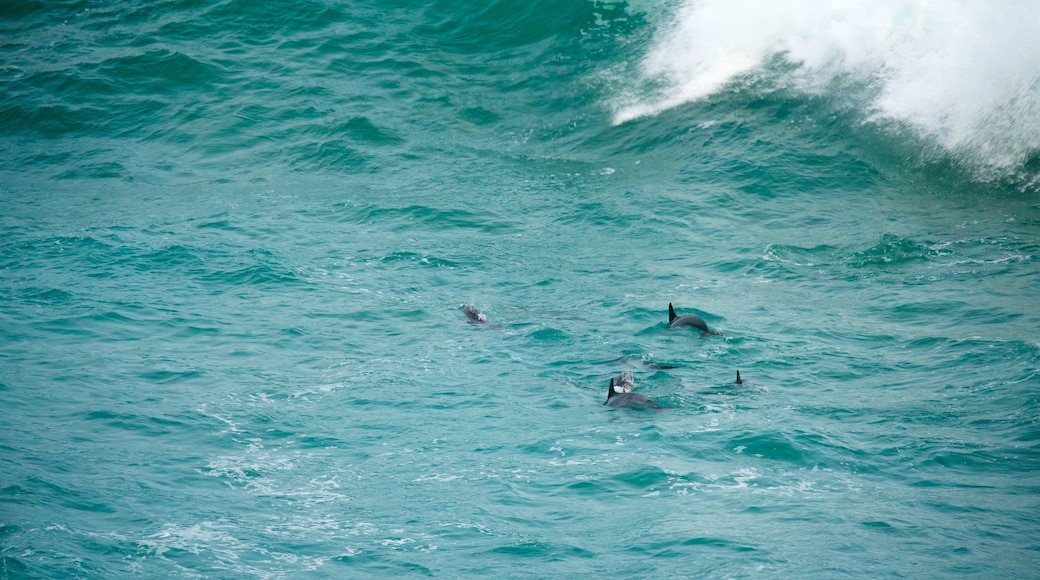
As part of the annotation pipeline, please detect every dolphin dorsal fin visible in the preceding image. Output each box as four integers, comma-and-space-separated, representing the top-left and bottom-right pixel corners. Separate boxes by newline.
668, 303, 677, 323
736, 370, 743, 385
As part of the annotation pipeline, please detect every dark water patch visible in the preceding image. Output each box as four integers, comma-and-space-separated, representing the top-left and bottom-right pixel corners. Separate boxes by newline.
861, 520, 904, 535
0, 554, 29, 578
0, 485, 28, 505
0, 0, 46, 20
347, 396, 426, 411
54, 160, 132, 181
6, 149, 74, 178
3, 234, 113, 266
903, 336, 958, 351
262, 428, 297, 440
760, 243, 838, 272
139, 369, 204, 385
517, 437, 567, 457
1013, 423, 1040, 448
198, 0, 350, 42
887, 300, 969, 324
460, 106, 501, 126
555, 199, 638, 229
632, 536, 759, 559
307, 305, 418, 328
83, 409, 188, 437
193, 213, 241, 232
419, 0, 611, 52
847, 234, 939, 269
528, 327, 568, 342
784, 430, 861, 466
283, 138, 369, 174
426, 391, 502, 411
11, 286, 75, 305
485, 540, 595, 560
96, 49, 227, 94
165, 322, 222, 339
198, 251, 310, 287
0, 99, 102, 139
295, 434, 344, 448
3, 47, 226, 142
91, 310, 136, 324
711, 254, 770, 275
956, 308, 1024, 326
907, 479, 997, 494
921, 449, 1009, 471
32, 315, 101, 338
338, 116, 405, 146
331, 552, 433, 576
39, 480, 118, 514
611, 466, 670, 490
731, 432, 806, 463
344, 203, 516, 234
134, 244, 207, 270
377, 251, 460, 269
682, 536, 757, 551
564, 479, 605, 495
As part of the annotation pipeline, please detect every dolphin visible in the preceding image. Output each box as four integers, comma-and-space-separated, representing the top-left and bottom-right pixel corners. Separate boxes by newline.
668, 303, 716, 336
612, 355, 678, 371
735, 370, 743, 385
462, 304, 487, 324
605, 373, 661, 409
611, 371, 636, 392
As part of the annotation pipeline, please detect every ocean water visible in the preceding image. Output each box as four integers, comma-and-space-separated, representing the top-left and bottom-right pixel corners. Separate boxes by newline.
2, 0, 1039, 577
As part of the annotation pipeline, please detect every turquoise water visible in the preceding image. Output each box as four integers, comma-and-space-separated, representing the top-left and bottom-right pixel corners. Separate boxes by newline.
2, 1, 1039, 577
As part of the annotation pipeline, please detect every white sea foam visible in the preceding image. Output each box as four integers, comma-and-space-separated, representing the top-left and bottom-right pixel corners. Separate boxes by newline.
614, 0, 1040, 171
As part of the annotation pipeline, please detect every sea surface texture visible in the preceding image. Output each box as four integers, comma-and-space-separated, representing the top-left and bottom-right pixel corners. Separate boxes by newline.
2, 1, 1039, 577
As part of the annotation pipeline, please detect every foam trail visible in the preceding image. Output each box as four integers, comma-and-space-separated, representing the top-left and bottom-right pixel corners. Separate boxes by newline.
614, 0, 1040, 173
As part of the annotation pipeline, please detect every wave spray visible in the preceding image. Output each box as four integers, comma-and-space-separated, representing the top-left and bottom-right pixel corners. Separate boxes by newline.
613, 0, 1040, 177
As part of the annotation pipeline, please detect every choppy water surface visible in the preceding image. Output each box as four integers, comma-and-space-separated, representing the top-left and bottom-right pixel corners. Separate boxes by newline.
2, 1, 1039, 577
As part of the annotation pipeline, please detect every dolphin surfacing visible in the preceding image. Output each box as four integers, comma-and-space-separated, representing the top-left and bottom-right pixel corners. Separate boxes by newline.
668, 303, 716, 336
605, 372, 661, 410
462, 305, 487, 324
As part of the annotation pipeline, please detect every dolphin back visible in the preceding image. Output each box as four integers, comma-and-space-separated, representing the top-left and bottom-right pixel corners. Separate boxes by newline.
670, 314, 709, 333
606, 392, 661, 409
606, 373, 661, 409
462, 305, 487, 323
668, 303, 713, 334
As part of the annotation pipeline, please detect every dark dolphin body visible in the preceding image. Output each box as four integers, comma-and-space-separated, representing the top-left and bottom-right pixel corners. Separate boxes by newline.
605, 373, 661, 410
462, 305, 487, 323
668, 303, 716, 336
613, 355, 678, 371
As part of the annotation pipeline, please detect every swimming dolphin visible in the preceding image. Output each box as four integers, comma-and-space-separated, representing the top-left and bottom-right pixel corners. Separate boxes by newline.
735, 370, 743, 385
605, 373, 661, 409
612, 371, 636, 392
462, 305, 487, 323
613, 355, 678, 371
668, 303, 716, 336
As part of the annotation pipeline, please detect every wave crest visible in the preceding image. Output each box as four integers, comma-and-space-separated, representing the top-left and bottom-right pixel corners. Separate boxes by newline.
612, 0, 1040, 179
